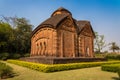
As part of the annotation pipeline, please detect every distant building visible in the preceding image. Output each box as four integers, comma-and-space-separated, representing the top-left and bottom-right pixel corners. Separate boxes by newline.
30, 7, 95, 58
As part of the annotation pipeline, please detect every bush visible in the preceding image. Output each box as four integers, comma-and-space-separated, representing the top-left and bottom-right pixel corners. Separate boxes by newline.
0, 62, 13, 79
7, 60, 120, 73
101, 64, 120, 72
7, 60, 48, 72
105, 53, 120, 60
101, 63, 120, 79
11, 53, 21, 59
95, 53, 106, 58
0, 52, 9, 60
23, 53, 30, 57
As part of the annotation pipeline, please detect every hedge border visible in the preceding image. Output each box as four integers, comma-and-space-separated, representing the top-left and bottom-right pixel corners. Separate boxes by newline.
101, 64, 120, 72
7, 60, 120, 73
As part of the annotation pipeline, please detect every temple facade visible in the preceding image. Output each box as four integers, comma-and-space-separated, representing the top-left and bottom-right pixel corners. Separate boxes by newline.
30, 7, 95, 58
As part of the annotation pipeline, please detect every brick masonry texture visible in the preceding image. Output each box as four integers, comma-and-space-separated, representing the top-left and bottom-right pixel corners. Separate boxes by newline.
30, 7, 95, 61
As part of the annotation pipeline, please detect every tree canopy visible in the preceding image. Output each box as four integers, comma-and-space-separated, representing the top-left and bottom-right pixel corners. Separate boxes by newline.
0, 17, 33, 55
109, 42, 120, 53
0, 22, 13, 52
94, 32, 106, 53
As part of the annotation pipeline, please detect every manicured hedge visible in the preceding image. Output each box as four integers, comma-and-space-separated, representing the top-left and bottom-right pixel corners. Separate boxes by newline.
7, 60, 49, 72
105, 53, 120, 60
7, 60, 120, 73
101, 64, 120, 72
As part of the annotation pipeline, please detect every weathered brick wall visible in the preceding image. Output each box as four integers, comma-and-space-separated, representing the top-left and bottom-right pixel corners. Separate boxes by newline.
31, 27, 57, 57
57, 29, 75, 57
56, 16, 77, 57
30, 16, 94, 58
78, 24, 94, 57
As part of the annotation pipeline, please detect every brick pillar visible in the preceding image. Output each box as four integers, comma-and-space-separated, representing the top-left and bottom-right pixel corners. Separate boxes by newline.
61, 32, 63, 57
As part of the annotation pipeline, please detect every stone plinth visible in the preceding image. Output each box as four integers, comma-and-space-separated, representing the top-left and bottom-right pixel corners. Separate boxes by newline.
20, 57, 107, 64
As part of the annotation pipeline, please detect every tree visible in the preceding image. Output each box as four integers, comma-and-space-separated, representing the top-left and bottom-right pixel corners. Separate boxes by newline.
0, 21, 13, 53
13, 17, 32, 54
0, 16, 33, 54
94, 32, 106, 53
109, 42, 119, 53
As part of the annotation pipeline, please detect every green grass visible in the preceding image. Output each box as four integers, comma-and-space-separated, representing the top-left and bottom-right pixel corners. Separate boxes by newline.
2, 61, 119, 80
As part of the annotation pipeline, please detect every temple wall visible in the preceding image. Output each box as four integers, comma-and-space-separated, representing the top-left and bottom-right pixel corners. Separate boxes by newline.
78, 34, 94, 57
57, 29, 76, 57
30, 19, 94, 58
31, 27, 57, 57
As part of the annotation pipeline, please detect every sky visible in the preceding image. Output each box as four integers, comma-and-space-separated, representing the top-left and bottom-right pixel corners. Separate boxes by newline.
0, 0, 120, 51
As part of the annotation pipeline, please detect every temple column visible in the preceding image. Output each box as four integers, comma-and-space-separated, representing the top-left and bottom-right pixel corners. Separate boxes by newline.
61, 32, 64, 57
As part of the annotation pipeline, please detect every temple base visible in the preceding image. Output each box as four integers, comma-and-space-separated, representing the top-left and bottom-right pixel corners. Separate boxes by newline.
20, 56, 107, 64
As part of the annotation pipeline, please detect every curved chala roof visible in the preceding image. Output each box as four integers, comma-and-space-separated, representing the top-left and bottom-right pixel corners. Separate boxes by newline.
32, 7, 95, 38
32, 7, 71, 36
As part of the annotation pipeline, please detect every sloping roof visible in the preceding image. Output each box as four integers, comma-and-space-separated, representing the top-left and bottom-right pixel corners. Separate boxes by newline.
41, 14, 68, 28
32, 7, 95, 37
76, 20, 90, 32
51, 7, 72, 17
31, 14, 68, 36
76, 20, 95, 37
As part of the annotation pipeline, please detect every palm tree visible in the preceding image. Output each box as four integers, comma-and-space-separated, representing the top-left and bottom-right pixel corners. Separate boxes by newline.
109, 42, 119, 53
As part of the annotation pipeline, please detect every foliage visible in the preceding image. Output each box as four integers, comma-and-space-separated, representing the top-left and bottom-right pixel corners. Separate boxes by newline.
102, 63, 120, 79
0, 16, 33, 55
0, 22, 14, 53
94, 32, 106, 53
105, 53, 120, 60
11, 53, 21, 59
7, 60, 120, 73
101, 64, 120, 72
12, 17, 32, 54
109, 42, 120, 53
0, 62, 13, 79
23, 53, 30, 57
95, 53, 107, 58
0, 52, 9, 60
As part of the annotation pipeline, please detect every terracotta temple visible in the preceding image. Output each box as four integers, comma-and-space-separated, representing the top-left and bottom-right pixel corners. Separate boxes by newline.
30, 7, 95, 58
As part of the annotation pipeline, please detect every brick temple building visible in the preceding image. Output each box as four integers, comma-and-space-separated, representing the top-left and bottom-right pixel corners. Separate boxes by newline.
30, 7, 95, 58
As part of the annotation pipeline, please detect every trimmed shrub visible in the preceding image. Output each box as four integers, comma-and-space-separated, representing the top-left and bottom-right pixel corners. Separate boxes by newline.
7, 60, 120, 73
105, 53, 120, 60
101, 64, 120, 72
23, 53, 30, 57
101, 63, 120, 79
95, 53, 106, 58
11, 53, 21, 59
0, 62, 13, 79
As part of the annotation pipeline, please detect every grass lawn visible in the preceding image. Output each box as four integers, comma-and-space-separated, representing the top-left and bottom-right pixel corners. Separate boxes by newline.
2, 61, 119, 80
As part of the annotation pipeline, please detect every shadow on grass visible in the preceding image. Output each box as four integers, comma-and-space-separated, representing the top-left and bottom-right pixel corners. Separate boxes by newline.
2, 72, 20, 80
112, 77, 120, 80
11, 72, 19, 77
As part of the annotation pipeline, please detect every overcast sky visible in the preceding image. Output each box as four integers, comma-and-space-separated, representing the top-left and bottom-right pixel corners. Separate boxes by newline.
0, 0, 120, 51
